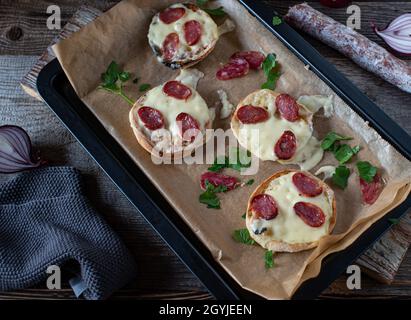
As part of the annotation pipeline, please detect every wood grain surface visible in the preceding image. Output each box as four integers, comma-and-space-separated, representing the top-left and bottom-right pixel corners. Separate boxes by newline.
0, 0, 410, 300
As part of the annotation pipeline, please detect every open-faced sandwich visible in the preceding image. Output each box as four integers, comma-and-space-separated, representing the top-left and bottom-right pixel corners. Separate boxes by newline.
231, 89, 324, 170
246, 169, 336, 252
148, 3, 220, 69
129, 70, 213, 158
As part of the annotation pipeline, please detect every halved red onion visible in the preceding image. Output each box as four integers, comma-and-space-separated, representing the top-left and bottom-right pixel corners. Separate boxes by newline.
0, 125, 43, 173
374, 14, 411, 55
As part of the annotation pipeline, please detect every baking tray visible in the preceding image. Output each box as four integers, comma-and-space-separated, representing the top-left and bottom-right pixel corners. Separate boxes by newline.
36, 0, 411, 300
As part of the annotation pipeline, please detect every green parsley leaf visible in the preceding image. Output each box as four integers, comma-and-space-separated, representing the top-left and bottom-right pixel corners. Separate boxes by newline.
199, 180, 227, 209
261, 70, 281, 90
208, 156, 229, 172
208, 148, 251, 173
196, 0, 208, 7
272, 16, 282, 26
232, 228, 255, 245
204, 7, 226, 16
388, 218, 399, 225
262, 53, 277, 77
332, 165, 350, 189
245, 179, 255, 186
119, 71, 130, 82
265, 250, 274, 269
321, 132, 352, 150
241, 213, 246, 219
356, 161, 377, 183
334, 144, 360, 164
139, 83, 151, 92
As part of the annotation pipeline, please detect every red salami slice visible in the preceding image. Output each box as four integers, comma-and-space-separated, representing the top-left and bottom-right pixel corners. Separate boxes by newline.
200, 172, 239, 191
275, 94, 300, 122
163, 81, 192, 100
237, 105, 269, 124
184, 20, 202, 46
230, 51, 265, 70
176, 112, 200, 141
360, 174, 383, 205
216, 57, 250, 80
293, 202, 325, 227
162, 33, 179, 61
275, 131, 297, 160
159, 7, 186, 24
137, 107, 165, 130
292, 172, 323, 197
250, 194, 278, 220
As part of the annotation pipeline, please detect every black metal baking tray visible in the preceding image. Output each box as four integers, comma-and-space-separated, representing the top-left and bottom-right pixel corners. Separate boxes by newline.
37, 0, 411, 300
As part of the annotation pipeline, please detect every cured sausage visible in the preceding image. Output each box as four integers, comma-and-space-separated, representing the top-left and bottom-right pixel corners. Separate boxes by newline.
286, 3, 411, 94
159, 7, 186, 24
250, 194, 279, 220
237, 105, 269, 124
275, 131, 297, 160
230, 51, 265, 70
292, 172, 323, 197
200, 172, 239, 191
276, 94, 300, 122
216, 57, 250, 80
137, 107, 165, 130
184, 20, 202, 46
163, 81, 192, 100
176, 112, 200, 141
360, 174, 383, 205
162, 33, 179, 62
294, 201, 325, 227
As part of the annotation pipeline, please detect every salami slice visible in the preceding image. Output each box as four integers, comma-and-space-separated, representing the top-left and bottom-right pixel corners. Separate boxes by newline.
237, 105, 269, 124
292, 172, 323, 197
216, 57, 250, 80
360, 174, 383, 205
163, 81, 192, 100
159, 7, 186, 24
275, 131, 297, 160
276, 94, 300, 122
200, 172, 239, 191
250, 194, 278, 220
293, 202, 325, 227
176, 112, 200, 141
162, 33, 179, 61
230, 51, 265, 70
138, 107, 165, 130
184, 20, 202, 46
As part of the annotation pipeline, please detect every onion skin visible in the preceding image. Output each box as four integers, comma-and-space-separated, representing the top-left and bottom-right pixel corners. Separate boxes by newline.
0, 125, 43, 174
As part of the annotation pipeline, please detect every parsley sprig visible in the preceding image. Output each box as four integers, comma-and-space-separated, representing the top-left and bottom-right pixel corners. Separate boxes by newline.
232, 228, 255, 245
196, 0, 226, 16
199, 180, 228, 209
208, 148, 252, 173
356, 161, 377, 183
99, 61, 135, 106
265, 250, 275, 269
261, 53, 281, 90
272, 16, 282, 26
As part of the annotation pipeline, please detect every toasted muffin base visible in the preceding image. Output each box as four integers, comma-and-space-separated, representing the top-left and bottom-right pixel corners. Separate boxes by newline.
245, 169, 336, 252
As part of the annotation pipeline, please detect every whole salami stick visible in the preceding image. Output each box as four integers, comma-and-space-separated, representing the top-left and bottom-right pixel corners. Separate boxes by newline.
285, 3, 411, 94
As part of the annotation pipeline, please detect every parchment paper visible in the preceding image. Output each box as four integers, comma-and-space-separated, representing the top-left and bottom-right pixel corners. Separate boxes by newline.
52, 0, 411, 299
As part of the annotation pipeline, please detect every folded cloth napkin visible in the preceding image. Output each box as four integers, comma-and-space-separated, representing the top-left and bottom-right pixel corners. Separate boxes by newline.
0, 166, 137, 300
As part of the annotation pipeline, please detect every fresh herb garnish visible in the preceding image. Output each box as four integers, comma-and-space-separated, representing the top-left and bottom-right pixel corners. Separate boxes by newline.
265, 250, 274, 269
356, 161, 377, 183
272, 16, 282, 26
241, 213, 246, 219
139, 83, 151, 92
199, 180, 227, 209
208, 156, 229, 172
208, 148, 251, 173
261, 53, 281, 90
332, 165, 350, 189
334, 144, 360, 164
388, 218, 399, 225
245, 179, 255, 186
321, 132, 352, 151
99, 61, 134, 106
196, 0, 226, 16
232, 228, 255, 245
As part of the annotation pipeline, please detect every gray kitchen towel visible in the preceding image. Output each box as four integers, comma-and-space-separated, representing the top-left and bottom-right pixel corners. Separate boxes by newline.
0, 166, 137, 300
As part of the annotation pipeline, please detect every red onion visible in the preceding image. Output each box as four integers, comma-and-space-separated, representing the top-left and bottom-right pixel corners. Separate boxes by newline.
0, 125, 43, 173
374, 13, 411, 55
320, 0, 351, 8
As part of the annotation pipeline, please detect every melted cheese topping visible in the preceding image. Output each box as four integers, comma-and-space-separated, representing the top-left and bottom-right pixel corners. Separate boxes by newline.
148, 3, 218, 63
249, 172, 333, 246
234, 90, 313, 161
133, 82, 210, 144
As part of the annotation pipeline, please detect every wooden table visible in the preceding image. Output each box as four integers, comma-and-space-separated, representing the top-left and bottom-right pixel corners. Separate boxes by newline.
0, 0, 410, 299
